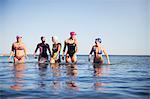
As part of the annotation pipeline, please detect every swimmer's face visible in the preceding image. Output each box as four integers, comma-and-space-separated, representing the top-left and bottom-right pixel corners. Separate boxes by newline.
52, 37, 56, 43
95, 40, 100, 45
71, 35, 76, 39
42, 37, 46, 42
17, 37, 22, 42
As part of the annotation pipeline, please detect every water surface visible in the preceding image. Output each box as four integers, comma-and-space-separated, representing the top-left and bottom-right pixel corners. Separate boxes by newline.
0, 55, 150, 99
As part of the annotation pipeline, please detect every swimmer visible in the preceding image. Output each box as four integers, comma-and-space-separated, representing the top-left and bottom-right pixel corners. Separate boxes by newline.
8, 35, 28, 63
88, 38, 110, 64
34, 36, 51, 63
62, 32, 78, 63
50, 36, 61, 63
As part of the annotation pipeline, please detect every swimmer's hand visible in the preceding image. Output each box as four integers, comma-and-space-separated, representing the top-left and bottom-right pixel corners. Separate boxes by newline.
33, 53, 37, 59
8, 57, 11, 62
25, 55, 28, 59
88, 58, 90, 62
88, 54, 91, 62
108, 60, 110, 65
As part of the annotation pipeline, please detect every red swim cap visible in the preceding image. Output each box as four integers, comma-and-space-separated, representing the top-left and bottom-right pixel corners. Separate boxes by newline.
70, 32, 76, 36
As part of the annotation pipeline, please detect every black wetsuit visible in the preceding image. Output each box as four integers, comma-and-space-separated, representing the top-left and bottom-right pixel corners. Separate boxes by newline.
52, 43, 61, 62
35, 43, 51, 60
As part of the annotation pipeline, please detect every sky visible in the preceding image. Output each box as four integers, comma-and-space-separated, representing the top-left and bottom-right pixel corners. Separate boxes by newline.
0, 0, 149, 55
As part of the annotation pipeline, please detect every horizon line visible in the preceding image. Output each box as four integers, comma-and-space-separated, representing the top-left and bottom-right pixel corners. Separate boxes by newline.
0, 54, 150, 56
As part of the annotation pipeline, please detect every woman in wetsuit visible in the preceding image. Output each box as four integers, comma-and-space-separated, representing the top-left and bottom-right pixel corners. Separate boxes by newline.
50, 36, 61, 63
8, 36, 28, 63
34, 36, 51, 63
62, 32, 78, 63
88, 38, 110, 64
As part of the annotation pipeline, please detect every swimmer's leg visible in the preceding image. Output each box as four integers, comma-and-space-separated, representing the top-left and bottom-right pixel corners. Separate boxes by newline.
14, 57, 25, 63
50, 57, 55, 63
66, 54, 71, 63
19, 57, 25, 63
94, 57, 104, 64
71, 54, 77, 63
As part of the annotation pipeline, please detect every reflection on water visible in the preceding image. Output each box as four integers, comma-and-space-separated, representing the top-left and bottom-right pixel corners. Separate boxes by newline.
0, 55, 150, 99
50, 63, 61, 92
66, 64, 79, 91
93, 64, 108, 91
10, 63, 26, 91
38, 64, 48, 89
93, 64, 103, 77
7, 63, 111, 92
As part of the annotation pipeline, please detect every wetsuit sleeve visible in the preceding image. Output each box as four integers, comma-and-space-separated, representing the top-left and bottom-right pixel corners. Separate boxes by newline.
89, 46, 94, 55
75, 40, 78, 53
34, 44, 39, 53
47, 44, 51, 56
63, 41, 67, 52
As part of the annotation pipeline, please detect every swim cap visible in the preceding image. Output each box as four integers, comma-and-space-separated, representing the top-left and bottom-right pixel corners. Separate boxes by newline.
95, 38, 102, 43
70, 32, 76, 36
16, 35, 22, 39
52, 36, 58, 41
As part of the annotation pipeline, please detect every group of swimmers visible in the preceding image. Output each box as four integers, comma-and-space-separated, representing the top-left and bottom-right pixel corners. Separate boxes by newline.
8, 32, 110, 65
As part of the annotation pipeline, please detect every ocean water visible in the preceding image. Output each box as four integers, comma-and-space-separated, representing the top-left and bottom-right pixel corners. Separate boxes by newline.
0, 55, 150, 99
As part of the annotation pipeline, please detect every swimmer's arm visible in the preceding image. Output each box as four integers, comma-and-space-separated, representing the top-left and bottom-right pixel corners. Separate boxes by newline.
88, 47, 94, 61
34, 44, 39, 53
89, 46, 94, 55
47, 44, 51, 57
75, 40, 78, 53
24, 45, 28, 58
34, 44, 39, 57
9, 51, 14, 57
8, 51, 14, 61
103, 48, 110, 64
8, 44, 15, 60
62, 41, 67, 57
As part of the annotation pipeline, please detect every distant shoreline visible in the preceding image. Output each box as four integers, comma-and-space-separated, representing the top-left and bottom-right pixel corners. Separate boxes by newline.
0, 54, 150, 57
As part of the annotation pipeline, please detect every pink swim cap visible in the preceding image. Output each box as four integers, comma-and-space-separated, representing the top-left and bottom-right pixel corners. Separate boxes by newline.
70, 32, 76, 36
